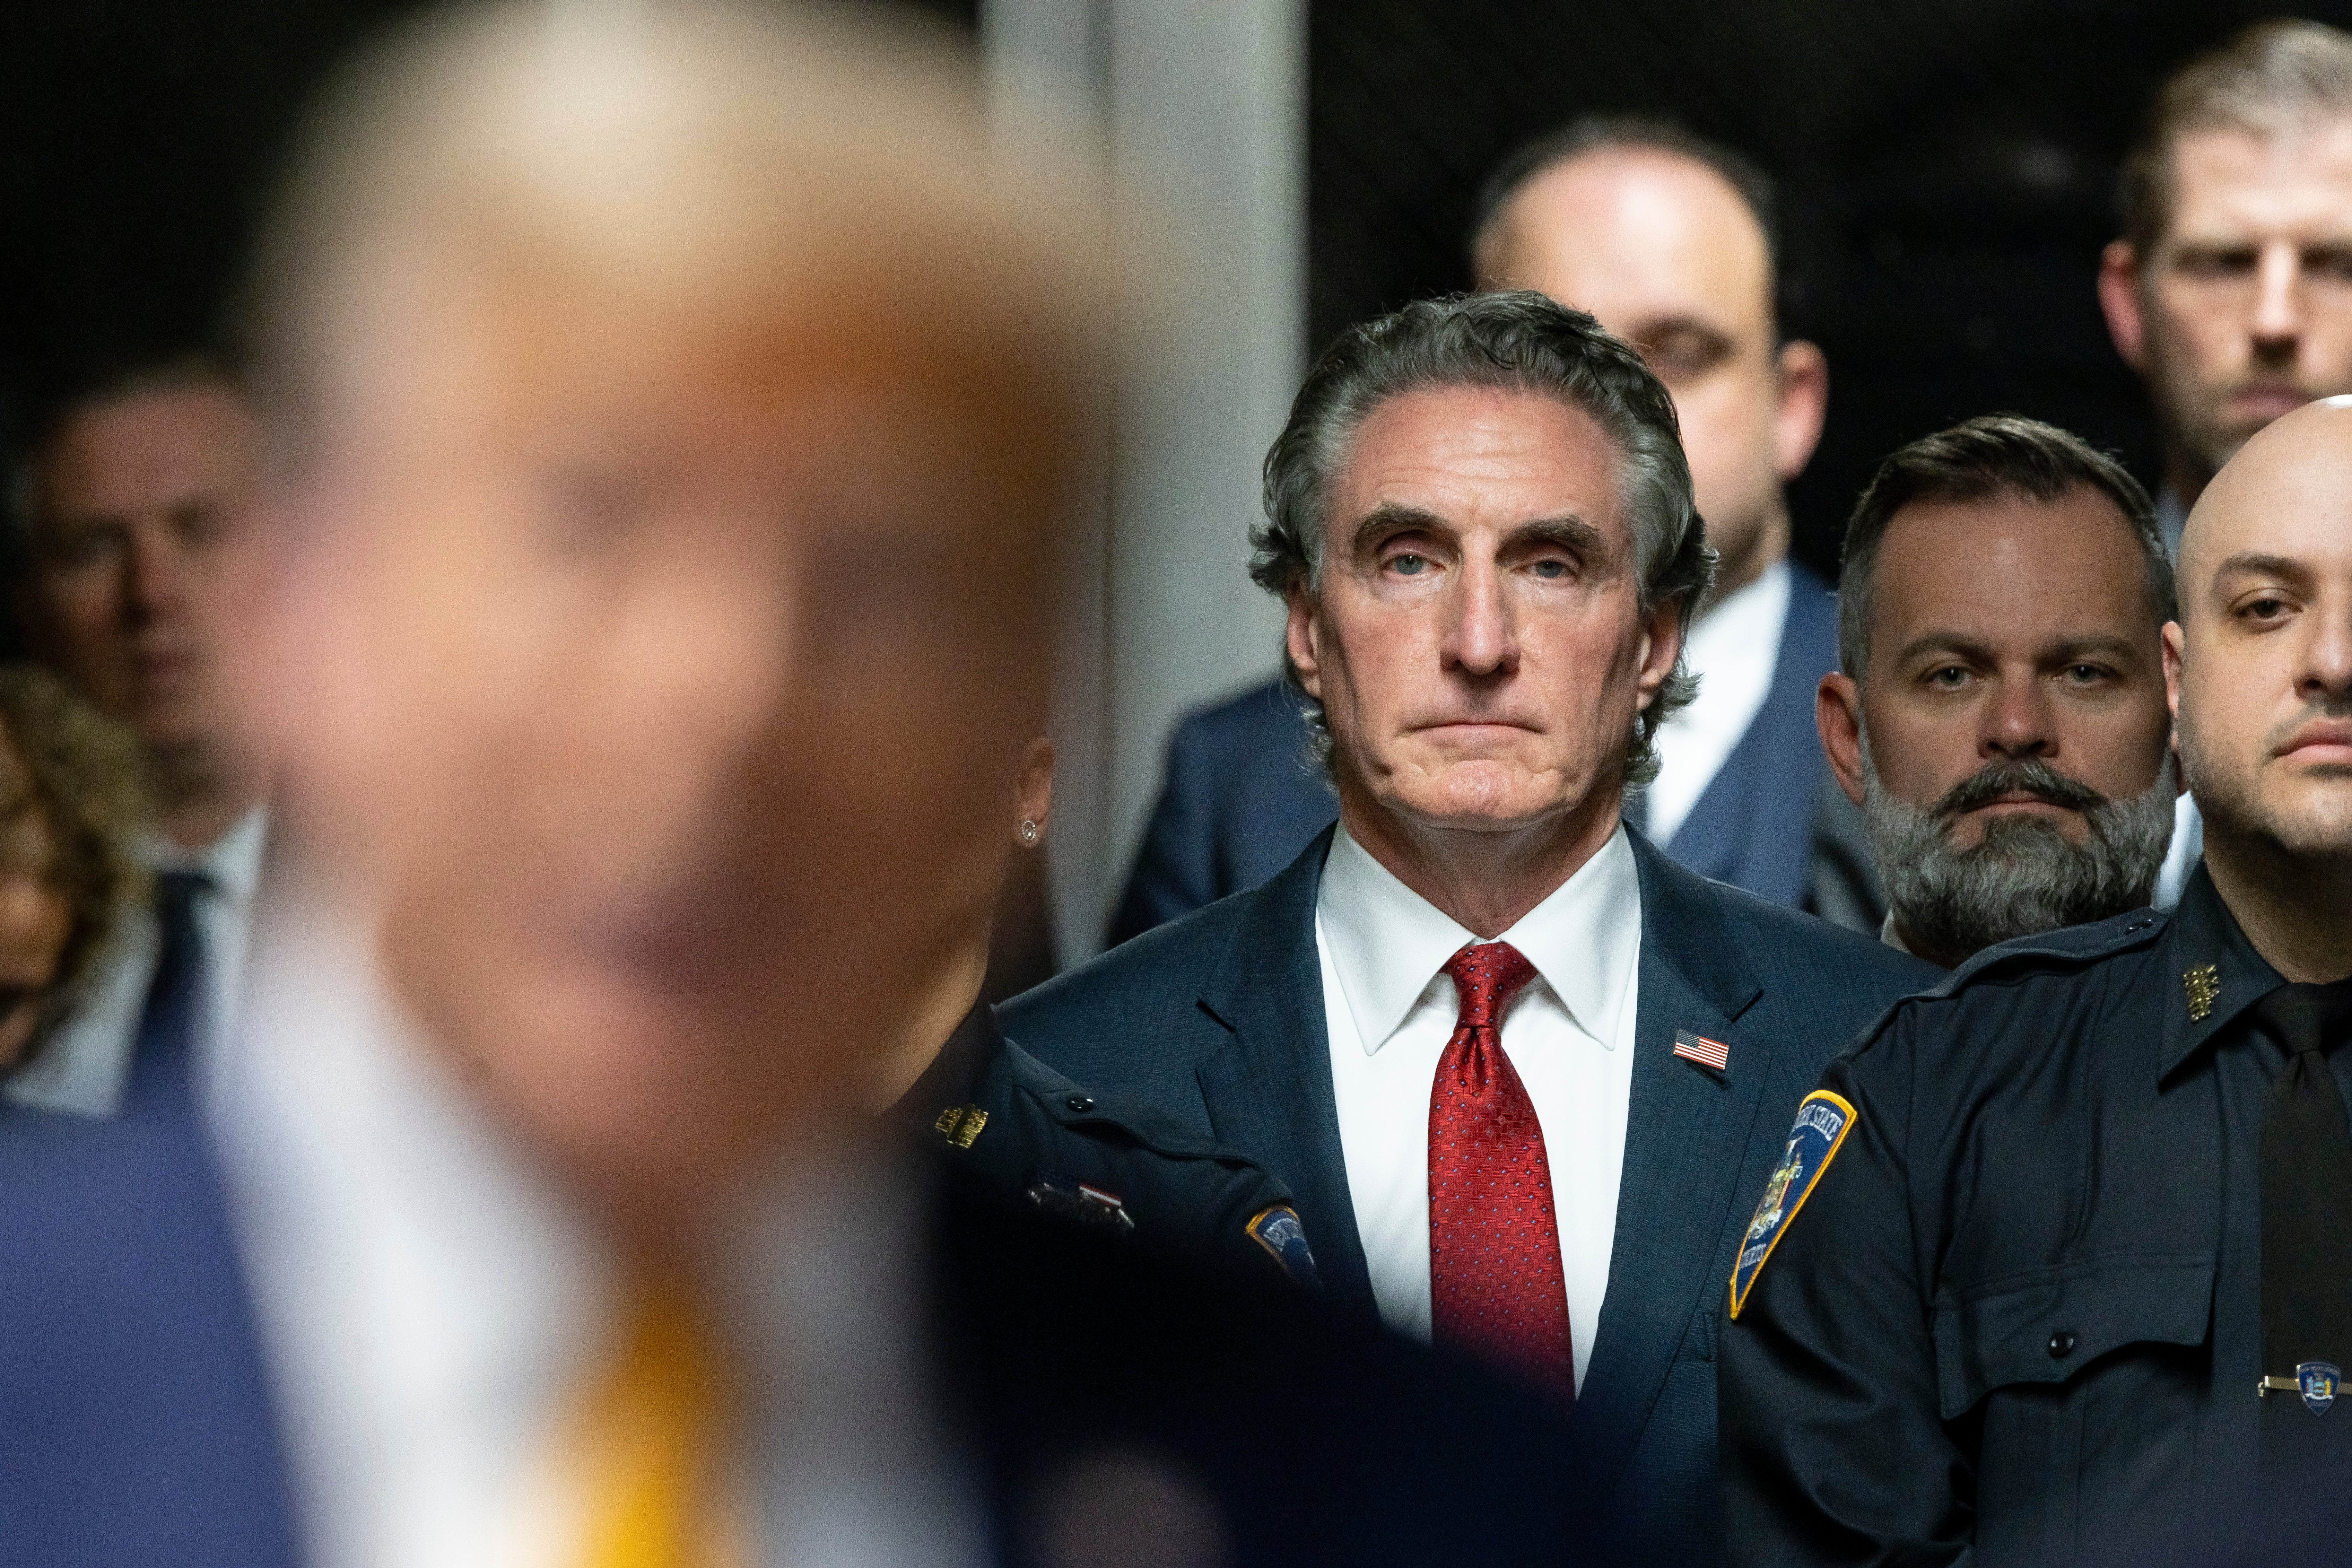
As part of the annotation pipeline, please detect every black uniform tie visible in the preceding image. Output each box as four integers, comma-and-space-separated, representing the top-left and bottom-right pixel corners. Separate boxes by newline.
2260, 979, 2352, 1381
122, 869, 213, 1118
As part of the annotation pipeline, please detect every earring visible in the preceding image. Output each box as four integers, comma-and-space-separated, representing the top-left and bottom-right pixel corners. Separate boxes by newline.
1019, 820, 1041, 845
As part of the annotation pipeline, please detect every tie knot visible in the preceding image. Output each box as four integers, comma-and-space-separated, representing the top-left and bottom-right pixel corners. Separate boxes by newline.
2258, 979, 2352, 1057
154, 869, 214, 917
1442, 941, 1537, 1029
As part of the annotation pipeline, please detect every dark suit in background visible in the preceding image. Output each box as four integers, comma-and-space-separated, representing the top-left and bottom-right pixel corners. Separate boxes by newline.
1109, 565, 1882, 947
1010, 825, 1936, 1566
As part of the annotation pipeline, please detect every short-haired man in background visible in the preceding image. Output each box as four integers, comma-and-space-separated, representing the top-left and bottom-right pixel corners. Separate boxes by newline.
1110, 119, 1865, 943
1008, 291, 1933, 1566
1817, 416, 2179, 968
2100, 18, 2352, 905
1723, 395, 2352, 1565
6, 358, 270, 1118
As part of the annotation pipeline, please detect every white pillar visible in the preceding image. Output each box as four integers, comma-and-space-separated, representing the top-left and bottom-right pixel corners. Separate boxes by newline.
984, 0, 1305, 966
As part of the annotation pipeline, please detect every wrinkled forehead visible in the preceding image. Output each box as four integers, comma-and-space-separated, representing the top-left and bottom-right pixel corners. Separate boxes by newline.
2163, 116, 2352, 241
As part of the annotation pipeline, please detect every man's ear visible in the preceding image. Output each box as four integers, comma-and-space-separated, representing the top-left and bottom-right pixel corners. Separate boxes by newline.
1284, 585, 1324, 700
1817, 672, 1867, 808
1632, 596, 1686, 712
1772, 340, 1829, 482
2161, 620, 2186, 733
2098, 241, 2150, 372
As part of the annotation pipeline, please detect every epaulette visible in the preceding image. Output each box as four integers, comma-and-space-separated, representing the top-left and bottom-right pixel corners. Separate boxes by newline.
999, 1037, 1270, 1170
1926, 904, 2172, 999
1841, 907, 2174, 1066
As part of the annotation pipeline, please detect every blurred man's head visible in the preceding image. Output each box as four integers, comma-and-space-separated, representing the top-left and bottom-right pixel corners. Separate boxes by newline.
246, 0, 1104, 1243
1819, 417, 2176, 968
1253, 292, 1714, 929
15, 358, 268, 848
2100, 21, 2352, 508
2169, 398, 2352, 979
1470, 119, 1826, 599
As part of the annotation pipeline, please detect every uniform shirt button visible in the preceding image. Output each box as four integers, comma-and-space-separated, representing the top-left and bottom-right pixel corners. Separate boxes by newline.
2048, 1330, 2077, 1358
1066, 1094, 1096, 1113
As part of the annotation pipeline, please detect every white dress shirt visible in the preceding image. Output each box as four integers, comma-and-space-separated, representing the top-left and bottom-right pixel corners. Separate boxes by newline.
1316, 821, 1643, 1388
6, 805, 268, 1118
208, 884, 984, 1568
1643, 559, 1790, 850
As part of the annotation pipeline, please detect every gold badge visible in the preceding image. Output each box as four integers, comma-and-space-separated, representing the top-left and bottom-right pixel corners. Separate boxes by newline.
934, 1105, 988, 1149
2184, 965, 2220, 1023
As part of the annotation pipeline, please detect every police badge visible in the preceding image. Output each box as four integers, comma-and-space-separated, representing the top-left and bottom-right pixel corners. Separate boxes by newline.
2301, 1360, 2341, 1415
1728, 1090, 1856, 1320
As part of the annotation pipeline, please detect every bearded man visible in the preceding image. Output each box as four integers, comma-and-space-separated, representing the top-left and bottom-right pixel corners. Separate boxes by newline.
1814, 415, 2178, 968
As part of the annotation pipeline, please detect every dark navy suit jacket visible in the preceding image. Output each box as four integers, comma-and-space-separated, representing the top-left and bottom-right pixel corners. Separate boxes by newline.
0, 1097, 1586, 1567
1006, 826, 1937, 1567
1108, 563, 1877, 945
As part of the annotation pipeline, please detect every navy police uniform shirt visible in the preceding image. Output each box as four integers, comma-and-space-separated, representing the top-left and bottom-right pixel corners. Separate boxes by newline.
1720, 864, 2352, 1568
893, 1002, 1318, 1291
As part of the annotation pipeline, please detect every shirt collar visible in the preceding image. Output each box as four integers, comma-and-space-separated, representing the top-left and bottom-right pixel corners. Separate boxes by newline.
1317, 819, 1642, 1055
2158, 860, 2288, 1083
138, 804, 270, 910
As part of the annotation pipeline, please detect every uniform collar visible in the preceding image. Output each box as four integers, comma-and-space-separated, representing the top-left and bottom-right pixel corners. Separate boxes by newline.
2158, 860, 2288, 1083
889, 1001, 999, 1126
1316, 818, 1642, 1055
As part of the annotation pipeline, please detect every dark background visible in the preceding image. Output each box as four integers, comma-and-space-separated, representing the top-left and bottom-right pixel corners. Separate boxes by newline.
1313, 0, 2352, 575
3, 0, 2349, 582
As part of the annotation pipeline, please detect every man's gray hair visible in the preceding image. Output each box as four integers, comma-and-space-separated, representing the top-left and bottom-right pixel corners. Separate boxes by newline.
1248, 290, 1716, 787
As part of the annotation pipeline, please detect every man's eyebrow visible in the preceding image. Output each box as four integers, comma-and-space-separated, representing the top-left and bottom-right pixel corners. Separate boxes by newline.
1509, 515, 1610, 557
1349, 503, 1452, 552
1893, 630, 1998, 666
2043, 634, 2148, 664
2209, 551, 2314, 588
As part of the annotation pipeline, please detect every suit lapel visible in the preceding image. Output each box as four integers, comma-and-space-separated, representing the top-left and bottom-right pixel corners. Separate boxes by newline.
1569, 834, 1768, 1495
1192, 826, 1375, 1313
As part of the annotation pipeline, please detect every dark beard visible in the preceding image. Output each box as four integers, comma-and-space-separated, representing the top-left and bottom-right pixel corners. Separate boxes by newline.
1864, 751, 2176, 969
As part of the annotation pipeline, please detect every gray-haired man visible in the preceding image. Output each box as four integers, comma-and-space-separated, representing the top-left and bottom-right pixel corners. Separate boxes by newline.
1005, 290, 1935, 1566
1815, 416, 2181, 969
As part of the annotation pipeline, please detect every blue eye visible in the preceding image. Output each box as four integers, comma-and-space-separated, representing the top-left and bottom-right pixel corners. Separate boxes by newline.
1531, 559, 1567, 579
1392, 554, 1427, 575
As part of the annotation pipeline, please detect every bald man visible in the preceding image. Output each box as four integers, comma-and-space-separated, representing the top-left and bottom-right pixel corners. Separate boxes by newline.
0, 5, 1577, 1564
1719, 398, 2352, 1561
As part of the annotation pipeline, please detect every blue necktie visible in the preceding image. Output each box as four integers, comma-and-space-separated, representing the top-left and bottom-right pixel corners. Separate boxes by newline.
123, 870, 212, 1118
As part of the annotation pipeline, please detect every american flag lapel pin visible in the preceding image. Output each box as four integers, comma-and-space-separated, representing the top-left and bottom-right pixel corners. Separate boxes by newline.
1673, 1029, 1731, 1074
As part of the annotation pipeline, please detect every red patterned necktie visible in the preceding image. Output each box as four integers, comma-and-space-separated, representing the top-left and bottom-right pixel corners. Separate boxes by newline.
1429, 940, 1574, 1399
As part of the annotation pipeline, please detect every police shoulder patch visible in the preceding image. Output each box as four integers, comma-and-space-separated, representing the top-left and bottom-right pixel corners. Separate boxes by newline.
1728, 1089, 1856, 1320
1247, 1203, 1319, 1288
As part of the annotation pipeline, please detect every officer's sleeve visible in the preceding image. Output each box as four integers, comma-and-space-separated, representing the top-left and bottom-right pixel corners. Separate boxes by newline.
1719, 1012, 1974, 1568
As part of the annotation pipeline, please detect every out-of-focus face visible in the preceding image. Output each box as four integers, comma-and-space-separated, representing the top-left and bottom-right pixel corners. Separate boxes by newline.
1845, 490, 2172, 847
2106, 120, 2352, 492
0, 728, 73, 1070
265, 248, 1065, 1222
1288, 385, 1680, 845
29, 383, 266, 767
2170, 400, 2352, 866
1475, 148, 1824, 588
